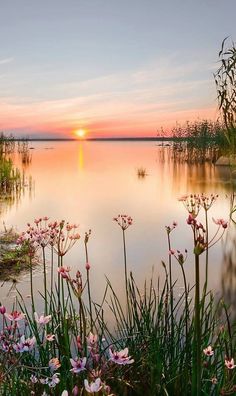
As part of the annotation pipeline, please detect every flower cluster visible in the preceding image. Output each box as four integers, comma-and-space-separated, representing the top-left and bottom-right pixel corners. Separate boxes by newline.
69, 331, 134, 394
58, 267, 83, 298
113, 214, 133, 230
17, 217, 80, 256
165, 221, 177, 234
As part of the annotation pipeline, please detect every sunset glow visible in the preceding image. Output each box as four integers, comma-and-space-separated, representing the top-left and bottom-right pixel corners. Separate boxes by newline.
75, 129, 87, 139
0, 2, 235, 139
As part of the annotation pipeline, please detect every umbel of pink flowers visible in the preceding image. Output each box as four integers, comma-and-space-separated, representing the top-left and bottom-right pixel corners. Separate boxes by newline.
17, 217, 80, 256
113, 214, 133, 230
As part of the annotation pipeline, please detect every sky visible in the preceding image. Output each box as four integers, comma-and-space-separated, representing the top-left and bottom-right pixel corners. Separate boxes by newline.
0, 0, 236, 139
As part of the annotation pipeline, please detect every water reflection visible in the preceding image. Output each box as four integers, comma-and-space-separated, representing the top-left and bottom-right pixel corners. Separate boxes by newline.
0, 141, 234, 307
78, 143, 84, 171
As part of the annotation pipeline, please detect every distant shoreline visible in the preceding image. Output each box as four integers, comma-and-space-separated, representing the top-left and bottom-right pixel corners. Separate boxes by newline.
12, 137, 183, 142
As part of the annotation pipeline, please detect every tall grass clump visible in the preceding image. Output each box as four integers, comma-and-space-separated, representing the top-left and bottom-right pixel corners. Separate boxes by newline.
215, 37, 236, 152
0, 196, 235, 395
170, 120, 226, 163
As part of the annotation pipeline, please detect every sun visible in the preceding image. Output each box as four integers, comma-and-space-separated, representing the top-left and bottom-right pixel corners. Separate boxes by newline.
75, 129, 87, 139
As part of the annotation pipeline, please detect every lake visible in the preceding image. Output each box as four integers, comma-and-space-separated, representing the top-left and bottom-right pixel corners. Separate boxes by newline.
0, 141, 234, 311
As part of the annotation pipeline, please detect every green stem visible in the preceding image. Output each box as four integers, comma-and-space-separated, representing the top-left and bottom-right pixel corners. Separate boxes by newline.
167, 233, 174, 340
122, 229, 130, 326
29, 255, 35, 314
85, 241, 93, 331
193, 253, 201, 396
42, 247, 47, 315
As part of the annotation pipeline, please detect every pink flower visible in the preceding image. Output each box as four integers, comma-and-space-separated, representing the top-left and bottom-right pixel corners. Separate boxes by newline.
169, 249, 176, 255
13, 335, 36, 353
4, 311, 25, 322
0, 306, 6, 315
113, 215, 133, 230
109, 347, 134, 365
84, 378, 102, 393
85, 262, 91, 270
203, 345, 214, 356
48, 373, 60, 387
213, 218, 228, 228
225, 358, 236, 369
34, 312, 51, 325
49, 357, 61, 371
46, 334, 55, 342
87, 332, 98, 349
58, 267, 71, 279
72, 385, 79, 395
30, 375, 38, 384
70, 357, 87, 374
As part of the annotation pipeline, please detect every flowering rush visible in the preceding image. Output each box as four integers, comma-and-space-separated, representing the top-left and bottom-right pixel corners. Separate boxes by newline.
84, 378, 103, 393
4, 311, 25, 322
113, 214, 133, 230
203, 345, 214, 357
109, 347, 134, 365
225, 358, 236, 369
34, 312, 51, 325
17, 217, 80, 256
13, 335, 36, 353
70, 357, 87, 374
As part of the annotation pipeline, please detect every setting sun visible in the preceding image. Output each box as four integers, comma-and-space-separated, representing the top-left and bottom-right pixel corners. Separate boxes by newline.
75, 129, 87, 139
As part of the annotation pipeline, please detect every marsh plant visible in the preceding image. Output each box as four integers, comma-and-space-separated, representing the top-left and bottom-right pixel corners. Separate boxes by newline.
169, 120, 225, 164
215, 37, 236, 150
0, 197, 235, 395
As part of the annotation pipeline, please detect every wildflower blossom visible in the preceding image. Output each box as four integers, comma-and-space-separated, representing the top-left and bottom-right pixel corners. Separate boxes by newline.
109, 347, 134, 365
203, 345, 214, 356
225, 358, 236, 369
213, 218, 228, 228
13, 335, 36, 353
179, 194, 201, 218
199, 194, 218, 211
165, 221, 177, 234
4, 311, 25, 322
84, 378, 102, 393
48, 373, 60, 387
211, 377, 218, 384
34, 312, 51, 325
30, 375, 38, 383
49, 357, 61, 371
72, 386, 79, 395
113, 214, 133, 230
46, 334, 55, 342
0, 306, 6, 315
87, 332, 98, 349
58, 266, 71, 279
70, 357, 87, 374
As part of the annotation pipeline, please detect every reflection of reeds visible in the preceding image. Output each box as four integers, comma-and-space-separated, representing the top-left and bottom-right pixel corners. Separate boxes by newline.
18, 139, 32, 166
137, 166, 148, 179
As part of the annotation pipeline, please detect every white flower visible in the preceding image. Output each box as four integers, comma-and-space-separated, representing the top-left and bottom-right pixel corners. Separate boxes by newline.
84, 378, 102, 393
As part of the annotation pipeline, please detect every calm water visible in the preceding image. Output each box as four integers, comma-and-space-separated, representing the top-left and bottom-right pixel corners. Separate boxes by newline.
0, 141, 234, 310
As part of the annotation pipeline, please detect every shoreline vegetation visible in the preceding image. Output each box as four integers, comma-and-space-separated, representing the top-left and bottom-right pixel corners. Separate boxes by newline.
0, 199, 235, 396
